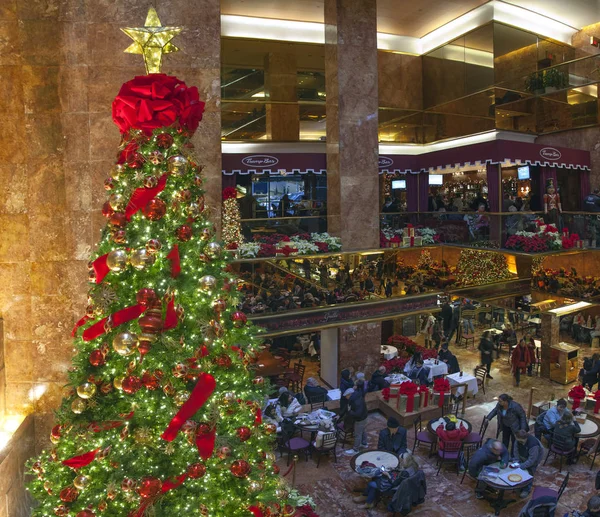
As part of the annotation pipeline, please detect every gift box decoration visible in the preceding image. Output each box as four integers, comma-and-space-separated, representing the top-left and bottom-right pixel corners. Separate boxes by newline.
568, 385, 586, 410
418, 385, 431, 408
433, 378, 451, 408
402, 236, 422, 247
398, 382, 419, 413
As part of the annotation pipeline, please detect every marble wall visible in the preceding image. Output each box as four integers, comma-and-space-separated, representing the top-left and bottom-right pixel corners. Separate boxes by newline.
337, 322, 382, 378
0, 0, 221, 416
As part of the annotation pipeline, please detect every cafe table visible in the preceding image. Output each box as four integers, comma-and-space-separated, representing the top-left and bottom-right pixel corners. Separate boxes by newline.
350, 450, 399, 472
477, 462, 533, 515
446, 371, 478, 397
575, 414, 600, 439
427, 416, 472, 435
381, 345, 399, 360
252, 350, 289, 378
423, 359, 448, 381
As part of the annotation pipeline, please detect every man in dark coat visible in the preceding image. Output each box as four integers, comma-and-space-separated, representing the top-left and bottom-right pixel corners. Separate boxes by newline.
389, 470, 426, 513
369, 366, 390, 392
486, 393, 528, 449
468, 438, 509, 499
511, 430, 544, 498
377, 417, 407, 455
441, 301, 453, 336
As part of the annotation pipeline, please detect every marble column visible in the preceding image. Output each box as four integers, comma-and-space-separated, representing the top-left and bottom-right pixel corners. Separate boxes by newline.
0, 0, 222, 417
0, 320, 4, 419
540, 312, 559, 378
325, 0, 379, 250
264, 53, 300, 141
338, 322, 382, 379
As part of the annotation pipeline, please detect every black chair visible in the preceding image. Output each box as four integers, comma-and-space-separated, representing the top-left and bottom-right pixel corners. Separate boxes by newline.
412, 414, 436, 456
460, 444, 478, 485
474, 366, 487, 395
441, 387, 460, 418
578, 437, 600, 470
336, 420, 354, 446
436, 440, 463, 475
464, 417, 489, 449
543, 434, 576, 472
309, 394, 326, 411
531, 472, 570, 503
313, 431, 338, 467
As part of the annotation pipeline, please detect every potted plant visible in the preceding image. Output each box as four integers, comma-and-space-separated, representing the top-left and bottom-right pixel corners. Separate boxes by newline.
525, 71, 545, 94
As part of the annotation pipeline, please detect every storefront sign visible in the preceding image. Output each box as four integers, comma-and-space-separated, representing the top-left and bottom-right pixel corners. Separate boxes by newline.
539, 147, 562, 161
379, 156, 394, 168
241, 155, 279, 168
251, 294, 439, 334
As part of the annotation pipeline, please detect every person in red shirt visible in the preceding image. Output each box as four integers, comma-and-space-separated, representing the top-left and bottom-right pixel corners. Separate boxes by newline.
436, 420, 469, 449
511, 338, 533, 387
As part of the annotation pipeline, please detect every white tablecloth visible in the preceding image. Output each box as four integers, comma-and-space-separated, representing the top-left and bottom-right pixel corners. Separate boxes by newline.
384, 373, 410, 385
423, 359, 448, 381
429, 417, 470, 432
446, 372, 478, 397
381, 345, 398, 360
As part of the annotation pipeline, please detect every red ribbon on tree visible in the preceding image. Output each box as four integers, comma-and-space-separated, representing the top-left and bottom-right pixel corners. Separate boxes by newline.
399, 382, 419, 412
92, 254, 110, 284
71, 315, 91, 337
161, 373, 216, 442
125, 175, 168, 220
195, 427, 217, 460
132, 473, 188, 517
163, 297, 178, 330
167, 245, 181, 278
433, 378, 450, 408
254, 407, 262, 426
418, 385, 430, 408
82, 304, 147, 341
569, 385, 586, 411
248, 506, 264, 517
62, 449, 100, 469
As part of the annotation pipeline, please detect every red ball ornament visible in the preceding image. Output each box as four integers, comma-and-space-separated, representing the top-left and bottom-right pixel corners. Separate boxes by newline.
145, 239, 162, 254
217, 446, 232, 459
236, 426, 251, 442
136, 288, 157, 307
55, 505, 69, 516
109, 212, 127, 228
136, 477, 162, 499
112, 229, 127, 244
142, 371, 160, 390
139, 308, 163, 334
137, 340, 152, 356
76, 511, 96, 517
187, 462, 207, 479
263, 423, 277, 435
143, 199, 167, 221
121, 375, 141, 395
231, 311, 248, 328
272, 464, 280, 475
156, 133, 174, 149
102, 201, 114, 218
89, 350, 105, 367
104, 178, 115, 191
176, 225, 192, 241
252, 376, 265, 386
213, 298, 227, 313
179, 189, 192, 202
51, 425, 62, 441
230, 459, 251, 478
216, 355, 232, 368
194, 175, 203, 187
121, 478, 136, 492
128, 152, 145, 169
172, 363, 188, 378
59, 486, 79, 503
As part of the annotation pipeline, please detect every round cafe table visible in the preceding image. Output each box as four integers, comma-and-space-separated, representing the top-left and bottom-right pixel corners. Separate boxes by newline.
427, 417, 472, 435
381, 345, 398, 360
479, 468, 532, 516
350, 450, 399, 472
576, 416, 600, 439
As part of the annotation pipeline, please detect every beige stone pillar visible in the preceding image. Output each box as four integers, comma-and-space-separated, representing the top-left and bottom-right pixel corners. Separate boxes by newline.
265, 53, 300, 141
338, 322, 382, 378
0, 0, 222, 416
540, 312, 559, 378
325, 0, 380, 250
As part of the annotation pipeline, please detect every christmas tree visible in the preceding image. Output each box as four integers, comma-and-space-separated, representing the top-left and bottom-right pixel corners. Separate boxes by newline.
26, 9, 296, 517
222, 188, 243, 250
455, 249, 512, 286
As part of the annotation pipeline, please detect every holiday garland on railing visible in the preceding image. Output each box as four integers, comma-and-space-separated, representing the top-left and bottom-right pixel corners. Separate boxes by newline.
222, 187, 243, 250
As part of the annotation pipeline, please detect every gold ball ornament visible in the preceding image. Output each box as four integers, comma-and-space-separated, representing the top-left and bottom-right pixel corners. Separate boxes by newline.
206, 242, 222, 258
263, 423, 277, 435
71, 398, 87, 414
200, 228, 212, 241
129, 248, 154, 270
106, 249, 128, 272
275, 488, 289, 499
248, 480, 263, 493
167, 155, 188, 175
113, 376, 124, 390
112, 332, 138, 356
199, 275, 217, 291
187, 202, 201, 217
174, 391, 190, 406
147, 150, 164, 165
73, 475, 90, 490
76, 382, 97, 399
108, 193, 126, 211
111, 164, 125, 180
144, 175, 159, 188
222, 391, 236, 405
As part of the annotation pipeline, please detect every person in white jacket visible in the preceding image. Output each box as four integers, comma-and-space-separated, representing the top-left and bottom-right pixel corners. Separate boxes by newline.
277, 391, 302, 419
423, 313, 436, 349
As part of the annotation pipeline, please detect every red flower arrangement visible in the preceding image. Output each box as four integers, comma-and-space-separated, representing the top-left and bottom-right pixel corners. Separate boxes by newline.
294, 505, 320, 517
505, 235, 550, 253
222, 187, 237, 200
381, 387, 391, 401
433, 378, 450, 393
257, 244, 277, 257
112, 74, 205, 135
382, 357, 408, 374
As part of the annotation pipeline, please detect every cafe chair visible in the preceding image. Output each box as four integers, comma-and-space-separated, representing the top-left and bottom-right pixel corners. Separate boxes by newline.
464, 417, 489, 449
309, 394, 327, 411
436, 440, 464, 475
441, 388, 460, 418
285, 361, 306, 394
458, 330, 475, 350
282, 435, 311, 466
412, 414, 436, 456
543, 434, 576, 472
335, 420, 354, 446
460, 445, 479, 485
578, 437, 600, 470
474, 366, 487, 396
531, 472, 570, 504
312, 431, 338, 468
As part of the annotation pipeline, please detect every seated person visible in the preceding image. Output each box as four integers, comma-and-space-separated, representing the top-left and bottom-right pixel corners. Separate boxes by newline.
369, 366, 390, 392
304, 377, 329, 402
377, 417, 408, 455
353, 451, 419, 510
277, 391, 302, 419
435, 419, 468, 449
438, 343, 460, 374
574, 496, 600, 517
579, 358, 599, 390
403, 352, 423, 374
468, 439, 509, 499
542, 398, 567, 434
552, 411, 581, 461
262, 404, 282, 432
511, 430, 544, 498
407, 359, 430, 386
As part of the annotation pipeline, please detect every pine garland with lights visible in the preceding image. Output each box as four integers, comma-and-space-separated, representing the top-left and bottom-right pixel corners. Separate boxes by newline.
222, 188, 243, 250
25, 73, 297, 517
455, 249, 512, 286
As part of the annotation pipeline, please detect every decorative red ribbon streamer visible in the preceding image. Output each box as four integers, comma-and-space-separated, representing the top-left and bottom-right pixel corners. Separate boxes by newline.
62, 449, 100, 469
167, 245, 181, 278
254, 407, 262, 426
163, 297, 178, 330
249, 506, 264, 517
72, 315, 91, 337
88, 412, 134, 433
399, 382, 418, 413
125, 174, 168, 220
595, 391, 600, 414
572, 397, 584, 411
418, 386, 429, 408
195, 428, 217, 460
161, 373, 216, 442
92, 254, 110, 284
82, 304, 147, 341
133, 474, 188, 517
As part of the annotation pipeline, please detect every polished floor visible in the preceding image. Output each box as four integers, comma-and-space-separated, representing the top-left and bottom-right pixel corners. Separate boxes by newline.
281, 331, 599, 516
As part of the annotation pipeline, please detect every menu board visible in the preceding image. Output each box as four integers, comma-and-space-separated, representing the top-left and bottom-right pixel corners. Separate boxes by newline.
402, 315, 417, 337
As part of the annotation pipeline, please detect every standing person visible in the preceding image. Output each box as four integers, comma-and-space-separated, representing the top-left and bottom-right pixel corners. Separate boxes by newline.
525, 336, 537, 376
302, 259, 311, 280
343, 380, 369, 455
441, 300, 453, 337
385, 278, 394, 298
422, 312, 436, 349
486, 394, 528, 450
447, 304, 461, 344
377, 417, 408, 455
543, 180, 562, 227
511, 338, 533, 387
579, 358, 600, 390
511, 430, 544, 498
461, 299, 476, 336
478, 330, 495, 379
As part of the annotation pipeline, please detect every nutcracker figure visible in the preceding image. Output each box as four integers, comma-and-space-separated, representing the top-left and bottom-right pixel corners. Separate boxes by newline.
543, 180, 562, 227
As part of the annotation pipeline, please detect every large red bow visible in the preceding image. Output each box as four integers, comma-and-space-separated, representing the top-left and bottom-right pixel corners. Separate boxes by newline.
399, 382, 419, 413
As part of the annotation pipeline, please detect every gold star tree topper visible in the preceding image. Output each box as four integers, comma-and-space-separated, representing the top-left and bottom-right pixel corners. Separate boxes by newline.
121, 7, 183, 74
